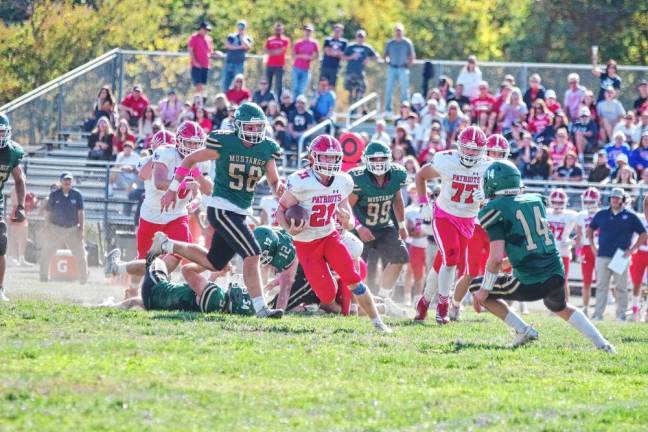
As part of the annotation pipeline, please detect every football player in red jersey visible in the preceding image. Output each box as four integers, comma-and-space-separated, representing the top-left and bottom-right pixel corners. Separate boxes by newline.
547, 188, 578, 302
276, 135, 391, 331
574, 187, 601, 316
105, 122, 212, 298
414, 126, 491, 324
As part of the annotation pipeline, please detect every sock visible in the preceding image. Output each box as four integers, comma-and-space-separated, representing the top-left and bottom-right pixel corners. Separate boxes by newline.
504, 311, 528, 333
162, 240, 175, 254
115, 262, 128, 274
451, 298, 461, 308
438, 265, 456, 297
633, 295, 640, 308
423, 270, 438, 302
568, 309, 607, 348
252, 296, 267, 313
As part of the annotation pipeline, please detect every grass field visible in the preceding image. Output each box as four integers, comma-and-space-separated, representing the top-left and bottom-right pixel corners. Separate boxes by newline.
2, 290, 648, 431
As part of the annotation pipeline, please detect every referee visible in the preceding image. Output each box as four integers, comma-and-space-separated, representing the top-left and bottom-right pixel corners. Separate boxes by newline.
587, 188, 646, 321
39, 172, 88, 284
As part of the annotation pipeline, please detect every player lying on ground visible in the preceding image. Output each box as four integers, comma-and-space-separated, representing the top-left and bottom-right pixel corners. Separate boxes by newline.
276, 134, 391, 332
103, 257, 253, 315
469, 160, 615, 352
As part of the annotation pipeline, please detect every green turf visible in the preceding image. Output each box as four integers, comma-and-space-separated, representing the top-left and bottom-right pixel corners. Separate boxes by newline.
1, 301, 647, 431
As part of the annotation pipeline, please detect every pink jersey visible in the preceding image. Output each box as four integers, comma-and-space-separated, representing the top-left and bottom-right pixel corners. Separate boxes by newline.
287, 168, 354, 242
547, 208, 578, 257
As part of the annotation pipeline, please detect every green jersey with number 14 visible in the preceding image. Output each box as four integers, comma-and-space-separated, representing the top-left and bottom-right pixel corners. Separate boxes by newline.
349, 164, 407, 230
0, 141, 24, 206
205, 130, 282, 214
478, 193, 564, 285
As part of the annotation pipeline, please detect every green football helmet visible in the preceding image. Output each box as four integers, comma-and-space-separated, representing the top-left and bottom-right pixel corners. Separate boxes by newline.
482, 160, 523, 199
234, 102, 267, 144
0, 113, 11, 148
199, 282, 229, 313
254, 226, 280, 266
228, 283, 255, 316
362, 141, 392, 175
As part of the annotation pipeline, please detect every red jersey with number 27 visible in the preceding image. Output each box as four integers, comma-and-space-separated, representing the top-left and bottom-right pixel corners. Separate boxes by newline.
287, 168, 354, 242
432, 150, 491, 219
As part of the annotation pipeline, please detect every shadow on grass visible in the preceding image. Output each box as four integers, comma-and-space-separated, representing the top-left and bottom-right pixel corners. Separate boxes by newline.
150, 313, 317, 334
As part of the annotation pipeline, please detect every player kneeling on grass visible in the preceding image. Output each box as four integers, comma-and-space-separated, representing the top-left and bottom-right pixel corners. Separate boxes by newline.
470, 160, 616, 352
106, 257, 253, 315
276, 134, 391, 332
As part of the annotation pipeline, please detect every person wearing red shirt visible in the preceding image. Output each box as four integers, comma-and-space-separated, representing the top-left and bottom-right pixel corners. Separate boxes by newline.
195, 108, 213, 133
187, 21, 216, 94
545, 89, 562, 114
119, 85, 150, 127
489, 82, 511, 133
527, 99, 554, 138
291, 24, 320, 98
225, 74, 252, 105
264, 22, 291, 101
470, 81, 497, 131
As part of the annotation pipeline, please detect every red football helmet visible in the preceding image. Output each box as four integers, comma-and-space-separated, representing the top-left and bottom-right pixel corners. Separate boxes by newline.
175, 120, 206, 157
486, 134, 510, 159
457, 126, 487, 167
150, 130, 176, 150
581, 187, 601, 211
309, 134, 343, 176
550, 188, 568, 210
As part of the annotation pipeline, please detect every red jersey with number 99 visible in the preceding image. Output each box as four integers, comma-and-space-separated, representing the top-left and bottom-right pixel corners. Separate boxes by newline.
432, 150, 491, 218
286, 168, 354, 242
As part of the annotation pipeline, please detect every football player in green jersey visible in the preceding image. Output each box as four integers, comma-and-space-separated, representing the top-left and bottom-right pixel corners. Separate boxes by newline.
348, 141, 409, 298
0, 113, 27, 301
470, 160, 615, 352
158, 102, 284, 318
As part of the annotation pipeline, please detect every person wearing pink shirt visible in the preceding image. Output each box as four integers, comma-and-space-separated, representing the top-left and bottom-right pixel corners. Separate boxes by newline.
265, 22, 291, 100
549, 127, 576, 167
291, 24, 320, 98
187, 21, 216, 94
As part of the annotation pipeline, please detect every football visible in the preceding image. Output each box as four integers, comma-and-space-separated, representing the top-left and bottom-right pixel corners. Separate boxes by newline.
285, 205, 308, 226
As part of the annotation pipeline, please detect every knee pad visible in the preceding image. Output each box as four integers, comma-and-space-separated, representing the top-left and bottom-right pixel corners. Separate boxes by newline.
0, 220, 7, 256
352, 282, 367, 296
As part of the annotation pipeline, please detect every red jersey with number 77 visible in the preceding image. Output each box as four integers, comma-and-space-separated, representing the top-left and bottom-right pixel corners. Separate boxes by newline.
286, 168, 354, 242
431, 150, 492, 219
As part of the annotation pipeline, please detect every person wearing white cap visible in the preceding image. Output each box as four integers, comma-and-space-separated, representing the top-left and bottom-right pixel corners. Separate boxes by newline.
544, 89, 561, 113
563, 73, 587, 121
604, 130, 631, 170
587, 187, 646, 321
570, 105, 598, 154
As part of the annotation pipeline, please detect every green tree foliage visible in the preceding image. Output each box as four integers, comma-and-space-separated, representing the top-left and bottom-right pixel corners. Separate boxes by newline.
0, 0, 645, 105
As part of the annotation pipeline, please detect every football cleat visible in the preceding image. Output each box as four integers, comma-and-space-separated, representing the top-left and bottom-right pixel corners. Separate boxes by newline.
414, 295, 431, 321
449, 303, 461, 321
104, 248, 122, 278
598, 343, 617, 354
373, 320, 393, 333
630, 305, 640, 322
512, 325, 539, 347
383, 297, 410, 319
0, 288, 9, 302
148, 231, 170, 259
256, 306, 284, 319
436, 295, 450, 325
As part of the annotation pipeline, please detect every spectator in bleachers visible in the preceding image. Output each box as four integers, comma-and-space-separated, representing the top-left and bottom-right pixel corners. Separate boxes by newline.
629, 131, 648, 176
272, 117, 288, 149
265, 100, 284, 124
225, 74, 251, 105
514, 131, 537, 172
392, 144, 406, 165
596, 85, 626, 144
634, 80, 648, 114
392, 125, 415, 157
39, 172, 88, 284
552, 151, 583, 182
178, 102, 195, 124
195, 108, 213, 133
426, 88, 446, 114
437, 76, 455, 102
549, 127, 576, 167
614, 112, 640, 145
222, 20, 253, 92
419, 99, 444, 134
405, 112, 425, 151
394, 101, 411, 129
371, 119, 390, 145
287, 95, 314, 144
383, 23, 415, 116
456, 55, 482, 99
582, 89, 598, 122
544, 89, 562, 114
498, 87, 527, 133
470, 81, 496, 132
609, 153, 636, 182
211, 94, 230, 130
87, 116, 114, 161
611, 164, 637, 188
310, 77, 336, 122
448, 83, 470, 110
157, 90, 182, 128
489, 82, 512, 132
592, 58, 621, 102
523, 144, 552, 180
563, 73, 587, 121
411, 93, 426, 115
291, 24, 320, 98
538, 110, 569, 148
119, 85, 149, 127
112, 119, 136, 155
417, 131, 441, 164
320, 23, 347, 87
504, 120, 526, 149
639, 110, 648, 137
343, 29, 377, 105
605, 131, 631, 169
442, 101, 465, 144
503, 74, 517, 88
588, 149, 612, 183
279, 90, 295, 118
523, 73, 545, 110
191, 94, 205, 115
110, 141, 140, 194
264, 22, 291, 100
138, 106, 156, 143
188, 21, 215, 94
220, 105, 237, 131
402, 155, 420, 181
86, 85, 116, 130
570, 106, 598, 155
252, 78, 276, 112
527, 99, 553, 140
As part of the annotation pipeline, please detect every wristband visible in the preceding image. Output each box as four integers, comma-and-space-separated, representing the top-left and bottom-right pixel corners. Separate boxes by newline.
398, 221, 406, 229
168, 179, 181, 192
178, 180, 188, 195
354, 218, 363, 228
175, 166, 190, 178
481, 271, 498, 292
418, 195, 429, 205
189, 167, 201, 177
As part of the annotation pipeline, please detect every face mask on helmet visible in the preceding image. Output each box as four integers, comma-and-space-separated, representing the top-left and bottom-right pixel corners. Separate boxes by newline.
457, 127, 486, 167
365, 154, 391, 175
459, 145, 484, 167
237, 119, 266, 144
178, 137, 204, 157
0, 125, 10, 148
550, 192, 568, 210
313, 151, 342, 176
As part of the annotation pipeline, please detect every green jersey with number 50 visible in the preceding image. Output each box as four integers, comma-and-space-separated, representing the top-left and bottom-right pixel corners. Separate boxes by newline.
479, 193, 564, 285
206, 130, 282, 213
349, 164, 407, 230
